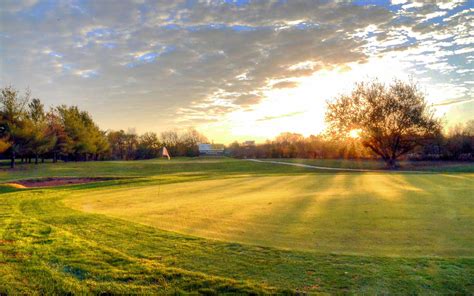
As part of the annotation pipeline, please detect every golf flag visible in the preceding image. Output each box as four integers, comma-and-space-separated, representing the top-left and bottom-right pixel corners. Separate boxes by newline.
161, 147, 171, 160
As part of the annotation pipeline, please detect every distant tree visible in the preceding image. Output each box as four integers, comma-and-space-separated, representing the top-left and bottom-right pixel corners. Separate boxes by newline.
136, 132, 161, 159
326, 79, 441, 168
46, 109, 72, 162
160, 130, 179, 156
57, 105, 88, 160
0, 138, 9, 153
0, 86, 32, 168
123, 130, 138, 160
94, 130, 110, 160
56, 105, 108, 161
28, 99, 56, 164
107, 130, 127, 160
179, 128, 208, 156
274, 132, 305, 158
465, 120, 474, 136
444, 121, 474, 160
227, 141, 242, 158
0, 114, 10, 154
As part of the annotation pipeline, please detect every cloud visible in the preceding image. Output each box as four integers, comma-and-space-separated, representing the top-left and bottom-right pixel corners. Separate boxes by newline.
434, 97, 474, 107
0, 0, 471, 136
75, 69, 99, 78
257, 111, 305, 122
272, 81, 299, 89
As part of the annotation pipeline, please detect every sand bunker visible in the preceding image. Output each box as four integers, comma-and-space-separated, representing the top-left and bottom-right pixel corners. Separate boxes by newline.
5, 177, 119, 188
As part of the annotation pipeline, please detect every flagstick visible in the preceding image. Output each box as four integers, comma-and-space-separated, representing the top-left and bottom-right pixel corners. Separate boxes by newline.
157, 147, 171, 197
157, 164, 161, 197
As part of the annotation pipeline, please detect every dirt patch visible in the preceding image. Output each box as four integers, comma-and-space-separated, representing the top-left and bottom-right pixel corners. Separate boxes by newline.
3, 183, 27, 189
0, 239, 14, 244
6, 177, 120, 188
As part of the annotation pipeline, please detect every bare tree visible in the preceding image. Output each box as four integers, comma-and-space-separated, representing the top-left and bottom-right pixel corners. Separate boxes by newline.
325, 79, 441, 168
160, 130, 179, 155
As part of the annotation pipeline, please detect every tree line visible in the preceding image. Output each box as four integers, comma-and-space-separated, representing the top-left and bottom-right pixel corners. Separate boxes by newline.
0, 86, 109, 168
227, 123, 474, 162
107, 128, 207, 160
1, 80, 473, 169
0, 86, 207, 168
228, 80, 474, 167
227, 133, 371, 159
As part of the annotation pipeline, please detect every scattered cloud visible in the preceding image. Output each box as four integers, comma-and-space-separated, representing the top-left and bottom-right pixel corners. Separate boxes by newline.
257, 111, 305, 122
272, 81, 299, 89
433, 97, 474, 107
0, 0, 472, 140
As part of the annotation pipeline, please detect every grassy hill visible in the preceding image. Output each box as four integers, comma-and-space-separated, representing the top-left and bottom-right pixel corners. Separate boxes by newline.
1, 158, 473, 294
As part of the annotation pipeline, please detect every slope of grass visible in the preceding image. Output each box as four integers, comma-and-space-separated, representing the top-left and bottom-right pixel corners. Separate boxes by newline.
0, 184, 283, 294
1, 158, 473, 293
66, 173, 474, 257
268, 158, 474, 172
0, 158, 311, 183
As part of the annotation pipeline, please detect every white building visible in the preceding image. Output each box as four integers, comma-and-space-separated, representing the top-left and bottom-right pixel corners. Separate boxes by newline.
198, 143, 225, 156
243, 140, 255, 147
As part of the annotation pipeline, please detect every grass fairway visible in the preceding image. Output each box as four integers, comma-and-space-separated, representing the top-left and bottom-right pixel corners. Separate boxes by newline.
1, 158, 473, 294
66, 173, 474, 257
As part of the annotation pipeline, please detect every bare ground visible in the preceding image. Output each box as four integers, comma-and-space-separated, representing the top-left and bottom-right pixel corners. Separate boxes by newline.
4, 177, 119, 188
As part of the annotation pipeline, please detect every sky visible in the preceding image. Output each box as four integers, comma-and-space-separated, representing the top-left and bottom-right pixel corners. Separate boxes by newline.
1, 0, 473, 143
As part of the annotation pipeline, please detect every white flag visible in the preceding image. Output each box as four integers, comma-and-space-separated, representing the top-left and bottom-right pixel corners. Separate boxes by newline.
161, 147, 171, 160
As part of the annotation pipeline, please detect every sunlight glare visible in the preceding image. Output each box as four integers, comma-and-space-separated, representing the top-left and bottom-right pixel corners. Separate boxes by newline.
198, 56, 432, 143
349, 129, 361, 139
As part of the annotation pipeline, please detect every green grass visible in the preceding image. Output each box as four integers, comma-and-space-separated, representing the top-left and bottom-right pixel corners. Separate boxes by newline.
266, 158, 474, 172
1, 158, 473, 294
65, 173, 474, 257
0, 158, 311, 183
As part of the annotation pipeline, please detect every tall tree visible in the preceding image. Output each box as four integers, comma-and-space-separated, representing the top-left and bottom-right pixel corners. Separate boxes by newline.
28, 98, 56, 164
136, 132, 161, 159
107, 130, 127, 160
325, 79, 441, 168
56, 105, 108, 161
94, 130, 110, 160
160, 130, 179, 156
123, 129, 138, 160
46, 109, 71, 162
0, 86, 31, 168
444, 121, 474, 159
0, 116, 11, 154
179, 128, 208, 156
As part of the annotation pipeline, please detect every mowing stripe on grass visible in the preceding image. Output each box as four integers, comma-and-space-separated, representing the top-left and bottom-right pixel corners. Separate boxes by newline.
247, 159, 426, 173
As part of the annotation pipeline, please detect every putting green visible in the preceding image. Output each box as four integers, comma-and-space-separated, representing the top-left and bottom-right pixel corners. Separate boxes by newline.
66, 172, 474, 257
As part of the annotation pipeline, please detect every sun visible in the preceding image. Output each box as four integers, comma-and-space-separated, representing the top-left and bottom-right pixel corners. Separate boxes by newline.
348, 129, 361, 139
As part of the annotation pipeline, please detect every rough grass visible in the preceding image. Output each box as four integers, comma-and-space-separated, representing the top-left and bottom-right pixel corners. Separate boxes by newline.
1, 158, 473, 294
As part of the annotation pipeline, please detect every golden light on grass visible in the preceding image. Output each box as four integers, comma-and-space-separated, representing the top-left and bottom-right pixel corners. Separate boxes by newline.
64, 171, 474, 256
3, 183, 26, 189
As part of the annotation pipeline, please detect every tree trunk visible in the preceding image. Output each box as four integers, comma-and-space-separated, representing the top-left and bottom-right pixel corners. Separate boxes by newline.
35, 154, 39, 164
10, 152, 15, 169
386, 158, 397, 170
53, 152, 57, 163
41, 157, 44, 163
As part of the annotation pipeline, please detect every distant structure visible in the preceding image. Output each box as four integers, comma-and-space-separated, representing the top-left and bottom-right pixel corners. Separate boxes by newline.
242, 140, 255, 147
198, 143, 225, 156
